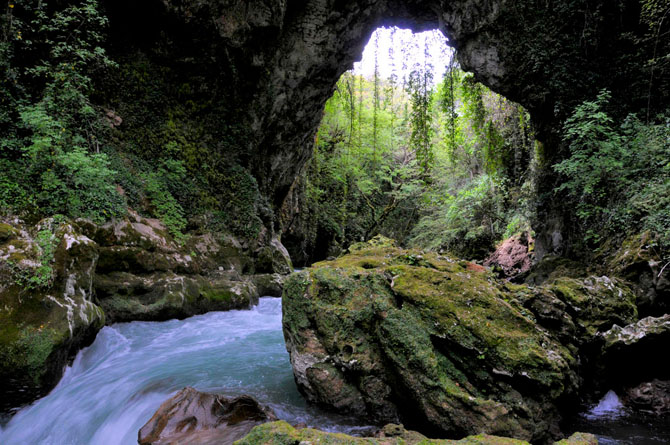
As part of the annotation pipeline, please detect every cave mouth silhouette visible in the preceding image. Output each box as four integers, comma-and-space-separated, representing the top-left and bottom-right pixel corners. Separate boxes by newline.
97, 0, 660, 257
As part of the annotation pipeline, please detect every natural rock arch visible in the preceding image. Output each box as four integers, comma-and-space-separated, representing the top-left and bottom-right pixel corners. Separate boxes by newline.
103, 0, 659, 254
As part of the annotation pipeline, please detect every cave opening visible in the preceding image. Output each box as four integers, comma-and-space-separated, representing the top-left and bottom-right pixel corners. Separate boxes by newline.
281, 25, 537, 267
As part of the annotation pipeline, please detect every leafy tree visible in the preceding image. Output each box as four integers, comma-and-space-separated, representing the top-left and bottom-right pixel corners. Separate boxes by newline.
555, 89, 670, 251
1, 0, 125, 222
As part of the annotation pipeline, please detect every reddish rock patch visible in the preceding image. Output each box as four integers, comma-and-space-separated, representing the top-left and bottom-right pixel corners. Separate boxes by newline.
485, 233, 534, 279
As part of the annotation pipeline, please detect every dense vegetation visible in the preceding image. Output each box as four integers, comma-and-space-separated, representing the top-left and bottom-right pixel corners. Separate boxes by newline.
284, 39, 537, 262
0, 0, 266, 240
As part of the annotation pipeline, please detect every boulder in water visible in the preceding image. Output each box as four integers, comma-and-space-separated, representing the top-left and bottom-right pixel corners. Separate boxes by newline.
282, 239, 640, 443
282, 241, 582, 443
138, 387, 277, 445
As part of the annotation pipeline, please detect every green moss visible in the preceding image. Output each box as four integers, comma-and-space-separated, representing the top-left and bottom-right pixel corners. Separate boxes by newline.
547, 276, 637, 335
0, 223, 18, 241
0, 323, 58, 387
349, 235, 398, 252
282, 240, 580, 440
553, 432, 598, 445
234, 421, 536, 445
200, 285, 233, 303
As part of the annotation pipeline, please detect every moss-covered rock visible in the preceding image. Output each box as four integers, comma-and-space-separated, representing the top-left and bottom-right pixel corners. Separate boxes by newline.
256, 236, 294, 275
523, 255, 586, 286
252, 273, 286, 297
94, 271, 259, 322
602, 232, 669, 316
0, 222, 19, 242
87, 213, 288, 322
234, 421, 597, 445
282, 242, 582, 443
553, 432, 598, 445
542, 276, 637, 338
0, 219, 105, 411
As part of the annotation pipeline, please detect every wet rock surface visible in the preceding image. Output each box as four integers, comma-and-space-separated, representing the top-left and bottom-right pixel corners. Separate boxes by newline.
0, 216, 292, 411
138, 387, 277, 445
621, 380, 670, 415
80, 212, 290, 322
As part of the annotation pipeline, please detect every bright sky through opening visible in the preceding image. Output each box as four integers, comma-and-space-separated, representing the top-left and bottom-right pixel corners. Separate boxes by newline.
352, 27, 453, 85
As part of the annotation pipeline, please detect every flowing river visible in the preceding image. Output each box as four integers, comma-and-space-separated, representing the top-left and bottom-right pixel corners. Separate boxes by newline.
0, 298, 368, 445
1, 297, 668, 444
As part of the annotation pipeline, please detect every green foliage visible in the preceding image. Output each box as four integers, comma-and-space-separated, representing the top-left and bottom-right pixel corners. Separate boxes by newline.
293, 57, 537, 262
19, 102, 125, 222
143, 163, 187, 239
406, 68, 435, 178
209, 165, 264, 240
0, 0, 125, 223
411, 175, 507, 258
9, 220, 61, 290
555, 89, 670, 251
409, 68, 536, 258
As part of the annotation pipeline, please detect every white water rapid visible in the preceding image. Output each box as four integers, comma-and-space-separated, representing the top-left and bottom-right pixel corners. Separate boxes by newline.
0, 298, 367, 445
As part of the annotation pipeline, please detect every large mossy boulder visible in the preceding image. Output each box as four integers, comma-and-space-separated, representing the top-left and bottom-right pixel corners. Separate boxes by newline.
282, 238, 635, 443
0, 219, 105, 411
283, 242, 578, 443
235, 421, 598, 445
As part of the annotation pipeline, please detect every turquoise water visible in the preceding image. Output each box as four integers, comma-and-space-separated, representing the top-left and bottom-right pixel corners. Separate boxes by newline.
0, 298, 367, 445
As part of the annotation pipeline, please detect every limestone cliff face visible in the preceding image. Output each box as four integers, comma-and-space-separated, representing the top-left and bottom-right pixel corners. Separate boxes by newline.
102, 0, 660, 255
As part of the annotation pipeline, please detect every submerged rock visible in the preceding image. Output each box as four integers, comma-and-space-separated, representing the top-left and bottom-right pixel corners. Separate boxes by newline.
0, 218, 105, 410
282, 242, 581, 443
139, 387, 277, 445
236, 421, 598, 445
